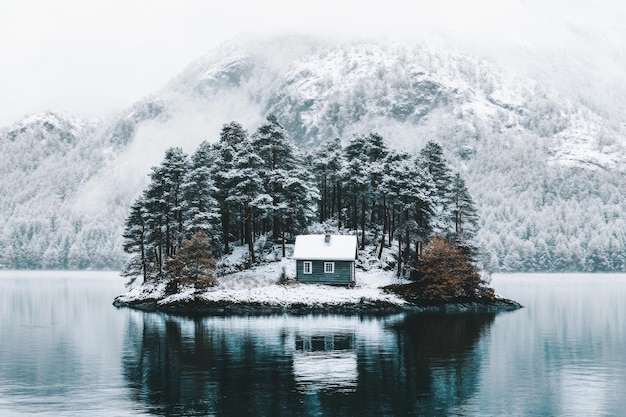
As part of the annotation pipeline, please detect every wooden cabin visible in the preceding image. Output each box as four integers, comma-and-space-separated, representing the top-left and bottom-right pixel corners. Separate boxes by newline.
293, 233, 357, 285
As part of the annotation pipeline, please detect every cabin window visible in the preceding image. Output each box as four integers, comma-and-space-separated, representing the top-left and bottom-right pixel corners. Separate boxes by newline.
303, 261, 312, 274
324, 262, 335, 274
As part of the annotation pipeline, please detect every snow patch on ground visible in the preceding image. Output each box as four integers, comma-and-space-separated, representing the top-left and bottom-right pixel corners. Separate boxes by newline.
117, 249, 409, 308
116, 280, 167, 303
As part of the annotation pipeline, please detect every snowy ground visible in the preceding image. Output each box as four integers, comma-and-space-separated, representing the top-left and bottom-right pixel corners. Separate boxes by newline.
116, 245, 409, 308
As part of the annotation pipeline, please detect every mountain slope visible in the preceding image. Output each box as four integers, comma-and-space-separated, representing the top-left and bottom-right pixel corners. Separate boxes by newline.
0, 112, 124, 268
2, 36, 625, 271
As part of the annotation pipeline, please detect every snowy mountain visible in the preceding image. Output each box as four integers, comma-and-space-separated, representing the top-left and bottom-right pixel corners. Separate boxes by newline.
0, 112, 122, 268
2, 36, 625, 271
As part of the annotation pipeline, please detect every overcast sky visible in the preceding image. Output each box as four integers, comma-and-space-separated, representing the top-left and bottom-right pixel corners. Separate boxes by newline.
1, 0, 624, 127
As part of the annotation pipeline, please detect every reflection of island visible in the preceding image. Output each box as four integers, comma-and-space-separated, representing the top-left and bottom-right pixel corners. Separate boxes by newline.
380, 313, 496, 414
121, 313, 496, 416
293, 333, 357, 392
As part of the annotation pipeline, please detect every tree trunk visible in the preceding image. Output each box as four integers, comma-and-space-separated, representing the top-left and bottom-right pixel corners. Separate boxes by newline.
240, 206, 245, 246
321, 174, 327, 222
415, 239, 421, 267
353, 195, 358, 232
389, 209, 395, 248
244, 202, 255, 263
337, 181, 342, 229
272, 197, 279, 240
222, 206, 230, 254
165, 217, 171, 258
371, 199, 377, 224
397, 236, 402, 277
360, 195, 366, 250
378, 197, 387, 259
331, 181, 336, 220
154, 246, 162, 276
281, 229, 286, 258
404, 212, 410, 263
140, 241, 147, 283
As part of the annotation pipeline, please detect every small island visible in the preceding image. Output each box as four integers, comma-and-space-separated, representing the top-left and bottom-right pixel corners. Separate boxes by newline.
114, 117, 521, 315
113, 236, 520, 316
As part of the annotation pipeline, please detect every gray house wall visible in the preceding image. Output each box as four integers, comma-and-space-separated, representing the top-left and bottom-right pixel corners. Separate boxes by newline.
296, 260, 355, 285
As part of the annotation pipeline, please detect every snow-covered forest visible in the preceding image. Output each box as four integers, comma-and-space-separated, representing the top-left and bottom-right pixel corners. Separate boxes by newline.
122, 115, 479, 281
1, 37, 625, 272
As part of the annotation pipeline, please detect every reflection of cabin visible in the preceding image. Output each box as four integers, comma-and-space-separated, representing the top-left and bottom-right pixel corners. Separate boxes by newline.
295, 333, 356, 352
293, 233, 357, 285
293, 333, 357, 392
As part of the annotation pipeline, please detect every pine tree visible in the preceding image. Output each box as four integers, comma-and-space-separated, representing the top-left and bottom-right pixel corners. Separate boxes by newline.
344, 134, 371, 248
250, 114, 302, 239
377, 150, 412, 258
182, 141, 221, 255
211, 122, 247, 254
419, 141, 454, 234
311, 137, 344, 224
142, 171, 166, 273
365, 133, 390, 252
121, 197, 148, 283
160, 147, 190, 255
142, 147, 190, 277
252, 114, 298, 172
226, 139, 270, 263
383, 156, 435, 276
273, 163, 319, 256
450, 172, 480, 261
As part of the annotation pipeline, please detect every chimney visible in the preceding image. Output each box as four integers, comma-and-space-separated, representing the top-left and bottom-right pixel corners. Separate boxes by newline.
324, 231, 331, 244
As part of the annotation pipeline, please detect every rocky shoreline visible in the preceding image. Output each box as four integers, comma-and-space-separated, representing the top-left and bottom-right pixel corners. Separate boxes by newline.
112, 294, 522, 316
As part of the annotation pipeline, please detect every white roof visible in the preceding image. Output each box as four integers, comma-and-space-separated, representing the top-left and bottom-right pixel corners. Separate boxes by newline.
293, 235, 357, 261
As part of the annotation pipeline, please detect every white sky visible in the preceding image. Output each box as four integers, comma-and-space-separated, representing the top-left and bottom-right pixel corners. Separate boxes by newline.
1, 0, 625, 127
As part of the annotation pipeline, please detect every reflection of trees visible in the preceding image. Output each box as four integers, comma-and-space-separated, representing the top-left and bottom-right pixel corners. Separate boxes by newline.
122, 314, 306, 416
354, 313, 496, 416
122, 312, 495, 417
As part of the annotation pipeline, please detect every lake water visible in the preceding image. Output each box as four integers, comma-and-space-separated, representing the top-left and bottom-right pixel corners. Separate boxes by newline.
0, 272, 625, 416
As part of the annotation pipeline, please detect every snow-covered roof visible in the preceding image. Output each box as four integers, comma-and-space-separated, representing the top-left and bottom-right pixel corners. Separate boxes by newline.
293, 235, 357, 261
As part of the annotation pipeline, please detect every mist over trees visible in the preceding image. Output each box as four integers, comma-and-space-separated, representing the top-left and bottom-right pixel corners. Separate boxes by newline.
122, 115, 480, 282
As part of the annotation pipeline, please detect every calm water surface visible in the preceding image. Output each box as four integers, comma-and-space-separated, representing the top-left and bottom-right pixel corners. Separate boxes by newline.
0, 271, 624, 416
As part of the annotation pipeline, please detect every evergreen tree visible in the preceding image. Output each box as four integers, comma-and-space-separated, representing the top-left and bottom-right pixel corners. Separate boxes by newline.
419, 141, 454, 233
226, 139, 270, 263
159, 147, 189, 256
449, 172, 480, 261
384, 156, 435, 276
121, 197, 148, 284
211, 122, 247, 254
273, 161, 319, 256
252, 114, 298, 172
344, 134, 371, 248
142, 147, 190, 276
183, 141, 221, 255
311, 137, 344, 224
365, 133, 390, 251
250, 114, 301, 239
376, 149, 411, 258
142, 171, 167, 273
